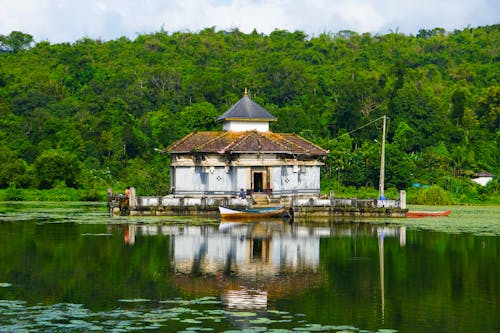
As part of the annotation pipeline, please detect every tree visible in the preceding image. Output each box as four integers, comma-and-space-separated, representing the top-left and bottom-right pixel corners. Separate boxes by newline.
0, 146, 30, 188
393, 121, 417, 152
450, 87, 469, 125
34, 151, 81, 189
476, 86, 499, 132
176, 102, 219, 138
461, 107, 480, 143
0, 31, 34, 52
149, 108, 177, 147
0, 26, 498, 196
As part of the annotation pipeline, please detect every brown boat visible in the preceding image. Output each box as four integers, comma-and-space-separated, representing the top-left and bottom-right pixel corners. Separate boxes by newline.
406, 210, 451, 218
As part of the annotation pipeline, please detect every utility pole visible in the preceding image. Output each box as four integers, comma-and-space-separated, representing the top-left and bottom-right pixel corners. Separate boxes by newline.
379, 115, 386, 200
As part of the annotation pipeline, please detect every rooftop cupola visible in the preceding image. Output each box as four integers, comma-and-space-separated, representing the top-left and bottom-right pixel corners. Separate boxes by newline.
216, 89, 277, 132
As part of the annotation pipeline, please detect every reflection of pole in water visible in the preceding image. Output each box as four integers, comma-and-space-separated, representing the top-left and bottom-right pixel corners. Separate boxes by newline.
124, 225, 136, 245
378, 233, 385, 323
399, 226, 406, 247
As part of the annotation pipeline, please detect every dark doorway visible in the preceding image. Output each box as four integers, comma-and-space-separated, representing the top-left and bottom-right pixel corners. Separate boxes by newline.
253, 172, 263, 192
252, 239, 263, 259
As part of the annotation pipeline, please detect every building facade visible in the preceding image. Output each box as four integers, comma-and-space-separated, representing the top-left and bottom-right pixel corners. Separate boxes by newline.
165, 92, 329, 197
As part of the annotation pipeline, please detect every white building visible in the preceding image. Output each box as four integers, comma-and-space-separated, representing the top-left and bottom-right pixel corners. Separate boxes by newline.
166, 92, 329, 198
471, 172, 494, 186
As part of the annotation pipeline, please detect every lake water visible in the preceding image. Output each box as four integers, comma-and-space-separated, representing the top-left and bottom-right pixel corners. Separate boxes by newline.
0, 202, 498, 333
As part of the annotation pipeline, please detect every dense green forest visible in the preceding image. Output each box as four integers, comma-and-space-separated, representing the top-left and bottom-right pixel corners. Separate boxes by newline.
0, 25, 498, 203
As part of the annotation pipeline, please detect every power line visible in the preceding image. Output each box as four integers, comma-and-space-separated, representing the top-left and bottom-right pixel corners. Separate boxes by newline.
334, 116, 387, 141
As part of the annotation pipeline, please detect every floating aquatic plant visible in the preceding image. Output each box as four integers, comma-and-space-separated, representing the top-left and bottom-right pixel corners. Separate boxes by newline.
293, 323, 359, 331
268, 309, 289, 315
180, 318, 202, 324
250, 317, 275, 324
0, 298, 398, 333
226, 311, 257, 317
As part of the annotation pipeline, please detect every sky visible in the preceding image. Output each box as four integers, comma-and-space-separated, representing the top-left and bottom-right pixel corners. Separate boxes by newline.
1, 0, 499, 43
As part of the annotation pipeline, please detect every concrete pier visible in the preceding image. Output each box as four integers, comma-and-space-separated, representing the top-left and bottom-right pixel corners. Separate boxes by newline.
108, 188, 408, 219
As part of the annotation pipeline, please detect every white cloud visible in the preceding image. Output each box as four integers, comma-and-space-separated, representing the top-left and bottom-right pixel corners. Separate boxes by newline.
0, 0, 498, 43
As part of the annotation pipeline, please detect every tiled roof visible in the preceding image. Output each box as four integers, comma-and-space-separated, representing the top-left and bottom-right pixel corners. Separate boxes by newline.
216, 94, 277, 122
166, 131, 329, 156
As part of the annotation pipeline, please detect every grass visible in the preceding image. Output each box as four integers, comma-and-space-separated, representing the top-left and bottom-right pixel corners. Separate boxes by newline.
324, 185, 500, 205
396, 204, 500, 236
2, 183, 499, 206
0, 187, 109, 202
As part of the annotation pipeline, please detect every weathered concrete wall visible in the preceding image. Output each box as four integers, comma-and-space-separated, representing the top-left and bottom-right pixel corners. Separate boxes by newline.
174, 165, 257, 196
299, 166, 321, 193
109, 188, 407, 219
171, 154, 323, 196
110, 193, 406, 219
271, 165, 321, 195
292, 206, 407, 219
174, 167, 203, 194
173, 165, 321, 196
236, 167, 250, 193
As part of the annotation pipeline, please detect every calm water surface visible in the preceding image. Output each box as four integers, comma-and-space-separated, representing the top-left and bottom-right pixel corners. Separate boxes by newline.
0, 202, 498, 333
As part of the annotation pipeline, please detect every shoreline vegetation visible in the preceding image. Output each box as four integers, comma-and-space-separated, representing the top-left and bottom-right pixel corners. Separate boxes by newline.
0, 180, 498, 205
1, 26, 498, 204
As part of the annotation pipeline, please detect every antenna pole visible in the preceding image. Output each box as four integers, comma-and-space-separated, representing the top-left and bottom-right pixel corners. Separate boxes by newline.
379, 115, 386, 200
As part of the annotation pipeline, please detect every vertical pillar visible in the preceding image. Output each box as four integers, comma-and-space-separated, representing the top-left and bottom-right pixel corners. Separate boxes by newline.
379, 115, 386, 200
399, 190, 406, 209
107, 187, 113, 216
129, 187, 137, 208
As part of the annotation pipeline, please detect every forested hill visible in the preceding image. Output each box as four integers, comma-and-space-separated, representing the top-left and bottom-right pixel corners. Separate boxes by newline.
0, 25, 498, 199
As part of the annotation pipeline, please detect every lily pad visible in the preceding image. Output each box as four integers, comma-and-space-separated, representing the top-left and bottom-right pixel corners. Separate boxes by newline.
250, 317, 274, 324
267, 310, 289, 315
185, 327, 214, 331
180, 318, 202, 324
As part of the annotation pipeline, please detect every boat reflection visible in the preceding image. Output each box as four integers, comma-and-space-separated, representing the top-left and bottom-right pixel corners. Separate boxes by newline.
118, 221, 406, 311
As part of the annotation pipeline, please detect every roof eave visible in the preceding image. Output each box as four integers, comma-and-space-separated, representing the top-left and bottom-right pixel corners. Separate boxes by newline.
216, 117, 277, 122
229, 150, 292, 154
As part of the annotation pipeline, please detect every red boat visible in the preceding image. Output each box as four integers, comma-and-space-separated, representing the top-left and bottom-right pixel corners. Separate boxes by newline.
406, 210, 452, 218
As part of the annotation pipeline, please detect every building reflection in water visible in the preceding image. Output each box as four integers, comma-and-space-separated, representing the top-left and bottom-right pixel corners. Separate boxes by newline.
119, 221, 406, 313
176, 220, 322, 310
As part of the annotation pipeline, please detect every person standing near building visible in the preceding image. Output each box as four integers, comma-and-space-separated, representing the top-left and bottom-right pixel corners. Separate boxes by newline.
125, 187, 131, 205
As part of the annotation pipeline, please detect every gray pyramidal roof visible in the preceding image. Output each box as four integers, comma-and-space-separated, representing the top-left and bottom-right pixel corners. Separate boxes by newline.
216, 93, 277, 122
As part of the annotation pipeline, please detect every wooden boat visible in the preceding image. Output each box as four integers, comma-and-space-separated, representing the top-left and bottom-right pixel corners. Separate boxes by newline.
406, 210, 451, 218
219, 205, 285, 220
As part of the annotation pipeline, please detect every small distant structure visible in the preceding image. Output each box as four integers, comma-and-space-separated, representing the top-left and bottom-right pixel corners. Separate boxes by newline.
471, 172, 494, 186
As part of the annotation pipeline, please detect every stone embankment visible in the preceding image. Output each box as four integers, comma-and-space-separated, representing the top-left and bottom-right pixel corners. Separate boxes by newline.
108, 188, 408, 219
